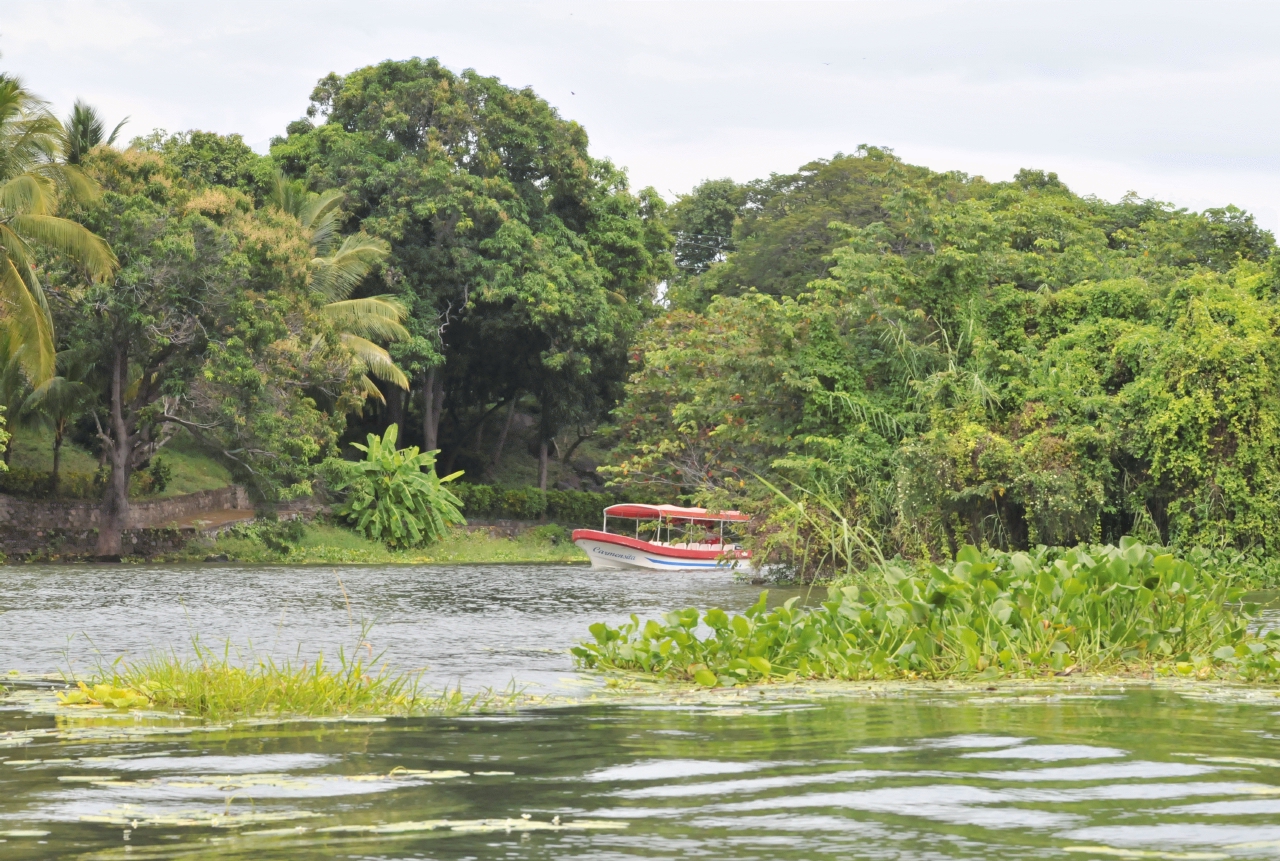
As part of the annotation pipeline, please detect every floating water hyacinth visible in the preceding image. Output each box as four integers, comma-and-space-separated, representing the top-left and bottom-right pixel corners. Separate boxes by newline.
576, 540, 1280, 685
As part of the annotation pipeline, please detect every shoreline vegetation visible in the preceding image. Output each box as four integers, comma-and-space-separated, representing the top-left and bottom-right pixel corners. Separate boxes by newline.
178, 522, 588, 566
574, 539, 1280, 687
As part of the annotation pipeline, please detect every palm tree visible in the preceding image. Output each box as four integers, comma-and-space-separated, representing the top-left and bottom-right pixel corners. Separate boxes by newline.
61, 100, 128, 165
0, 76, 116, 387
267, 171, 409, 401
21, 369, 90, 494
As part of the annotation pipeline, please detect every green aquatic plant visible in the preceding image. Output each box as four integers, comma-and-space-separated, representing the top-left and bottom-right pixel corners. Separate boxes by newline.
327, 423, 465, 547
69, 636, 526, 720
56, 681, 150, 709
84, 640, 421, 719
574, 539, 1280, 685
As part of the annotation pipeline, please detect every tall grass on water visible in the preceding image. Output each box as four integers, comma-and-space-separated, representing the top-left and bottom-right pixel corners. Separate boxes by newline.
575, 538, 1280, 686
63, 630, 526, 719
750, 474, 890, 584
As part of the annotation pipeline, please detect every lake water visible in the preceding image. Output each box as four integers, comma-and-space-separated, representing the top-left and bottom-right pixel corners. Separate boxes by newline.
4, 563, 1280, 859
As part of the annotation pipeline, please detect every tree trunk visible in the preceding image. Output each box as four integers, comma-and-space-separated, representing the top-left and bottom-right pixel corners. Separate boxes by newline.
538, 438, 549, 492
386, 386, 404, 436
489, 398, 517, 478
422, 367, 444, 451
96, 346, 131, 558
561, 431, 590, 465
51, 424, 62, 496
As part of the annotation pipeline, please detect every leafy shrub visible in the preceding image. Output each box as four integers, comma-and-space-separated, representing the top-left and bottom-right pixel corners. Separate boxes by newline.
327, 424, 465, 547
147, 457, 172, 493
527, 524, 570, 545
0, 467, 99, 499
222, 518, 307, 554
574, 538, 1280, 685
450, 483, 659, 525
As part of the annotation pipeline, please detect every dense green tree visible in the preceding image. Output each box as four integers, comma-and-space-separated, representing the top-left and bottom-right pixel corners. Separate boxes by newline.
271, 58, 672, 480
667, 177, 745, 281
52, 145, 355, 554
678, 147, 967, 307
610, 151, 1280, 561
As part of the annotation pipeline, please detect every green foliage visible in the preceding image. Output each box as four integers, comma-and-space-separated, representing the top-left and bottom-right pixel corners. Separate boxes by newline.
450, 483, 659, 525
667, 177, 746, 281
675, 147, 961, 307
328, 424, 465, 547
612, 149, 1280, 563
145, 456, 171, 493
221, 517, 307, 554
197, 521, 586, 565
274, 57, 673, 450
57, 680, 150, 709
61, 100, 127, 165
0, 75, 117, 386
46, 142, 358, 549
527, 523, 570, 545
574, 539, 1280, 684
0, 466, 96, 498
78, 634, 520, 718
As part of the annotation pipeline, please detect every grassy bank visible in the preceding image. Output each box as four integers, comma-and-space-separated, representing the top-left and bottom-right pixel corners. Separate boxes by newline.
574, 539, 1280, 686
182, 521, 587, 565
1, 427, 232, 500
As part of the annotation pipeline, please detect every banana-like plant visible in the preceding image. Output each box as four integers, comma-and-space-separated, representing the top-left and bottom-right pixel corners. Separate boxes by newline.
328, 423, 465, 547
0, 76, 117, 386
267, 171, 408, 399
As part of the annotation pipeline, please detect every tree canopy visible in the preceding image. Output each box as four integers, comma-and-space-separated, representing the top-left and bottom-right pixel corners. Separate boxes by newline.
271, 58, 672, 483
612, 148, 1280, 562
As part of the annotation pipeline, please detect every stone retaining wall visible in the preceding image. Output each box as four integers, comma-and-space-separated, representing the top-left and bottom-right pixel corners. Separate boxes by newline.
0, 486, 258, 561
0, 485, 251, 531
0, 526, 197, 561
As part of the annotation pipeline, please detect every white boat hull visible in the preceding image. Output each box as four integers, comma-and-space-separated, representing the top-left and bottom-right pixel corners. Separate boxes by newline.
574, 536, 749, 571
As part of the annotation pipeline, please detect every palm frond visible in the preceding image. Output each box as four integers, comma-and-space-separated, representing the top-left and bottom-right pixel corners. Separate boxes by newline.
21, 375, 90, 426
8, 213, 117, 280
357, 373, 386, 404
106, 116, 129, 146
38, 162, 101, 202
302, 188, 344, 234
267, 170, 310, 220
341, 333, 409, 390
310, 233, 390, 301
0, 172, 56, 215
323, 296, 410, 341
0, 257, 55, 384
307, 204, 344, 256
0, 224, 38, 281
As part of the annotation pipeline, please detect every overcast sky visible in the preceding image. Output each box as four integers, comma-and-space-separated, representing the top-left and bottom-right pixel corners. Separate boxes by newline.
4, 1, 1279, 228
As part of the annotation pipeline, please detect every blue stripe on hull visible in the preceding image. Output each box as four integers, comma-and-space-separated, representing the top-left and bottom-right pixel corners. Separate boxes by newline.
644, 557, 731, 568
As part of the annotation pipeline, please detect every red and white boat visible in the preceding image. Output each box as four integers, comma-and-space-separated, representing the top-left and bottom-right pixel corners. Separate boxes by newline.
572, 504, 752, 571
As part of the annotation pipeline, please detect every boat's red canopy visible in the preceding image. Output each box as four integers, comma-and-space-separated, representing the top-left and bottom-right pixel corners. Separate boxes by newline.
603, 504, 750, 523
